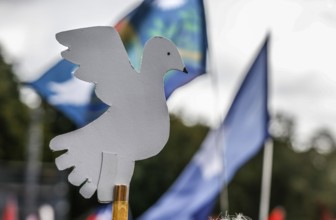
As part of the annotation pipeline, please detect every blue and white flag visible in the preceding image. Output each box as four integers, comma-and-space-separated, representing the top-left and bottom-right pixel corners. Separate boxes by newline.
29, 0, 207, 127
29, 60, 107, 126
138, 37, 270, 220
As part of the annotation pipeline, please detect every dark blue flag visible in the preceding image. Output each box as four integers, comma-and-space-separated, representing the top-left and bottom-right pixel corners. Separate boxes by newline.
138, 37, 270, 220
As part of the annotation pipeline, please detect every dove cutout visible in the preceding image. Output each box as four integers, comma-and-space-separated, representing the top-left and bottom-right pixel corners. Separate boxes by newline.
50, 26, 187, 202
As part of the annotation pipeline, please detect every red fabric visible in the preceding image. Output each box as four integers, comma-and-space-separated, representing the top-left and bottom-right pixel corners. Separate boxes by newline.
268, 207, 285, 220
320, 206, 334, 220
2, 197, 17, 220
86, 214, 97, 220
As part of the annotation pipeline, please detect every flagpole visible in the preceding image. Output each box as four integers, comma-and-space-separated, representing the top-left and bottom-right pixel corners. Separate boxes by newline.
259, 33, 272, 220
23, 105, 43, 218
259, 138, 274, 220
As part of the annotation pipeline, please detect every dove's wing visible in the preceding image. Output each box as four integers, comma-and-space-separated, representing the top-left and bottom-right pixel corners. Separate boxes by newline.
56, 26, 135, 106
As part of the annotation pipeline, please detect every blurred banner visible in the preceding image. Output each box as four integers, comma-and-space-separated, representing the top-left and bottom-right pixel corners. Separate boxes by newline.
29, 0, 207, 127
138, 37, 269, 219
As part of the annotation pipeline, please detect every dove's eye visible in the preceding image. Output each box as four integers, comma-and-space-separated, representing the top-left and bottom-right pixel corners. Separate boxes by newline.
167, 52, 171, 56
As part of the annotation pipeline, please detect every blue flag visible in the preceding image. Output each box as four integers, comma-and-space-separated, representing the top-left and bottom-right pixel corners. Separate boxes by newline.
29, 0, 207, 126
138, 37, 269, 220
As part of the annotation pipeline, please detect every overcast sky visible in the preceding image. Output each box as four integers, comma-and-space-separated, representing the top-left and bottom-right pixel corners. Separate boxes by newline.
1, 0, 336, 148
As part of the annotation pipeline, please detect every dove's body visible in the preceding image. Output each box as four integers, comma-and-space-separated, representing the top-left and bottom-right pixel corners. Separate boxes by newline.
50, 26, 186, 202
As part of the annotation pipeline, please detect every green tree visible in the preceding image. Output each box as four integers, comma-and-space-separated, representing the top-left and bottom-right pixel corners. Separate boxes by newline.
0, 51, 29, 161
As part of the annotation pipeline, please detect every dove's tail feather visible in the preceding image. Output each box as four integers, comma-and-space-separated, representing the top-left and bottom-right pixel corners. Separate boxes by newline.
68, 169, 87, 186
80, 181, 97, 199
67, 165, 98, 198
55, 153, 74, 170
63, 166, 98, 199
50, 134, 69, 152
97, 152, 135, 203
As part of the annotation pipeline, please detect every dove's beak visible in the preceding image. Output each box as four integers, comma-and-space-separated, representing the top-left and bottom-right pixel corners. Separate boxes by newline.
183, 67, 188, 74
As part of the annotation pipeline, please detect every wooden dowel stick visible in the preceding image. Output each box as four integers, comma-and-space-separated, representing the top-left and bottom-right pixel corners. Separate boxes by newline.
112, 185, 128, 220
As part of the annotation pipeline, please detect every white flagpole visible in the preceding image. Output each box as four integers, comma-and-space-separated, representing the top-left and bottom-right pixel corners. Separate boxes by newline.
259, 138, 274, 220
23, 106, 43, 218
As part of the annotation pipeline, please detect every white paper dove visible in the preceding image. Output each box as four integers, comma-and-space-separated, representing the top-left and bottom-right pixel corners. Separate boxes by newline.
50, 26, 187, 203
